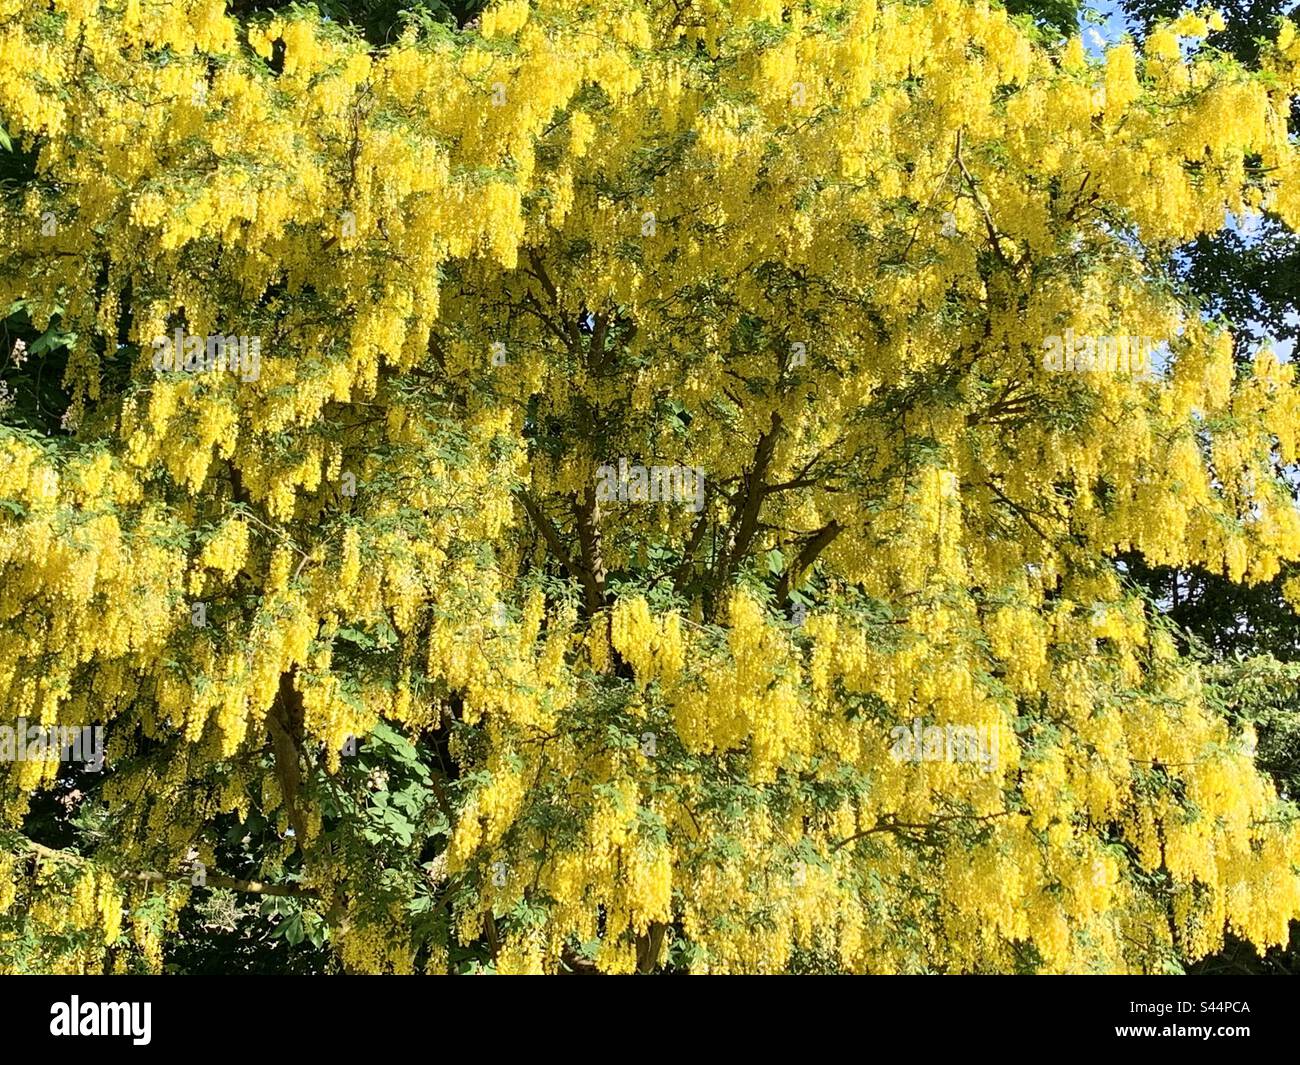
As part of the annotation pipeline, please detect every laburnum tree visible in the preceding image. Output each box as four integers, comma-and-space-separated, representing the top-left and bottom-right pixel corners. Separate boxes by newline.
2, 0, 1300, 975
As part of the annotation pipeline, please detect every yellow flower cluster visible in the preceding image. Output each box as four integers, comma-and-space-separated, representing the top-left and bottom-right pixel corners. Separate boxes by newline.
610, 595, 685, 687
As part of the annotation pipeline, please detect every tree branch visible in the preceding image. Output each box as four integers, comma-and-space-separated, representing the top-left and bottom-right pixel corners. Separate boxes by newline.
715, 411, 783, 592
954, 128, 1013, 272
775, 519, 843, 603
8, 833, 320, 898
515, 488, 579, 576
573, 482, 608, 619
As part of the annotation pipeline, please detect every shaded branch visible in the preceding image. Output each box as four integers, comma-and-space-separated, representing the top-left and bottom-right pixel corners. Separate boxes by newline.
715, 411, 784, 592
515, 487, 579, 576
573, 482, 608, 618
954, 128, 1013, 272
9, 833, 320, 898
775, 519, 844, 603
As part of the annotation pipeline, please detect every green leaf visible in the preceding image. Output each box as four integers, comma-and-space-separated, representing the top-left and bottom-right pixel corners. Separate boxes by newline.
304, 913, 327, 949
259, 896, 296, 917
29, 327, 76, 357
278, 914, 305, 945
335, 626, 375, 648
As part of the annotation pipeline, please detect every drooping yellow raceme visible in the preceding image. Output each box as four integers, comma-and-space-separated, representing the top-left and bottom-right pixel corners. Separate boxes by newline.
1, 0, 1300, 973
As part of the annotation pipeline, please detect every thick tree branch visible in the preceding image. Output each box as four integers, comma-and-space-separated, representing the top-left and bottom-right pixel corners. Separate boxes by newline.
589, 310, 609, 373
775, 519, 844, 603
573, 482, 608, 618
670, 504, 712, 596
716, 411, 783, 591
269, 669, 308, 845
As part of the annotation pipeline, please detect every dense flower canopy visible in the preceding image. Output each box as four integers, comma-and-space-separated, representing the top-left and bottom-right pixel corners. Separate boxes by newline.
2, 0, 1300, 973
